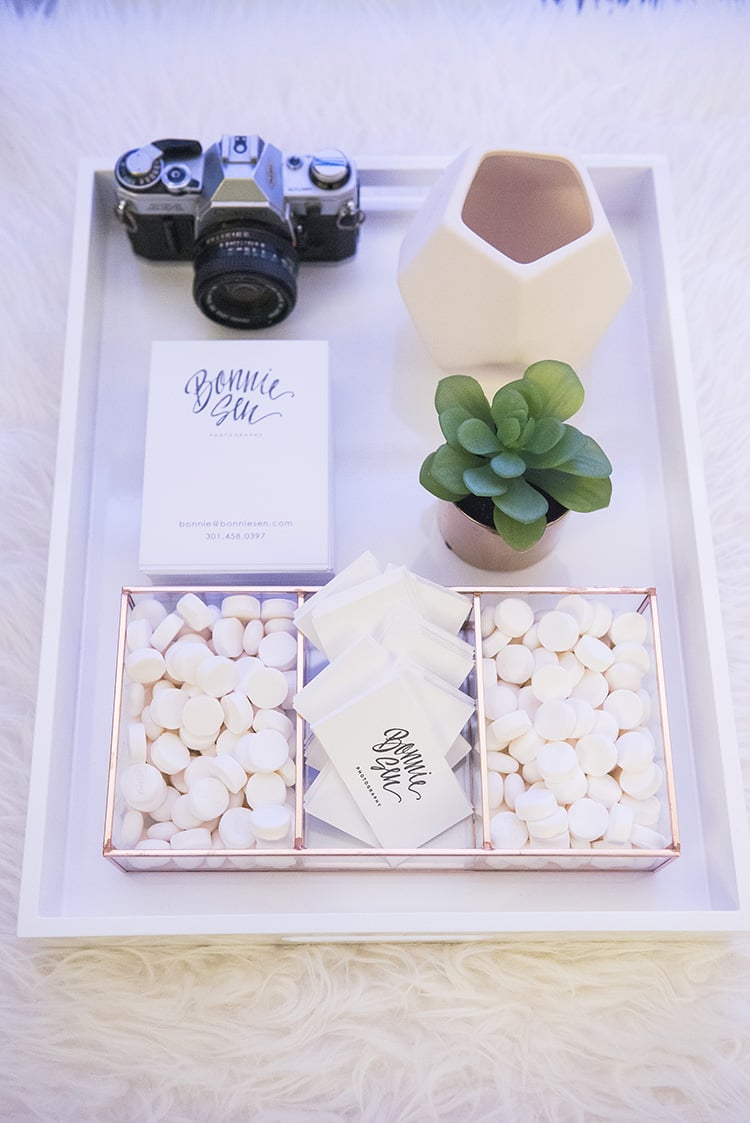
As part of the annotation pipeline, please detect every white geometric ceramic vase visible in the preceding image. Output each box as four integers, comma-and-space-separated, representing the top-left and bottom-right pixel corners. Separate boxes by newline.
397, 147, 632, 370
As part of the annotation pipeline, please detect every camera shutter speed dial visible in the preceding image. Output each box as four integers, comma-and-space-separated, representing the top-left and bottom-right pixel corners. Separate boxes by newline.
117, 144, 164, 189
309, 148, 351, 189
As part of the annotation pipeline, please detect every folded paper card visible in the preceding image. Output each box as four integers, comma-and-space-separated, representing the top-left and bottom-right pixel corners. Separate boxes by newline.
310, 671, 473, 849
139, 339, 332, 580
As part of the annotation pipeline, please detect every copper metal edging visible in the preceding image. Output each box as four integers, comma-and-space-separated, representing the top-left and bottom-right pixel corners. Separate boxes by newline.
104, 584, 680, 870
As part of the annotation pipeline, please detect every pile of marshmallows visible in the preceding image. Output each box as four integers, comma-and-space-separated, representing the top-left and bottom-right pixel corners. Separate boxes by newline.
117, 591, 299, 868
480, 594, 669, 852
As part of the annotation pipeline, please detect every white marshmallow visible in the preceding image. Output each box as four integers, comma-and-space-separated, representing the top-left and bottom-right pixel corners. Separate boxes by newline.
507, 728, 544, 765
571, 669, 609, 708
609, 611, 648, 646
619, 762, 663, 800
260, 597, 297, 622
604, 661, 644, 692
120, 763, 167, 813
212, 616, 245, 659
527, 805, 569, 840
164, 639, 209, 685
150, 612, 184, 652
575, 733, 618, 777
258, 630, 298, 671
221, 691, 254, 735
493, 597, 535, 638
118, 809, 145, 847
503, 772, 526, 812
584, 601, 612, 638
603, 689, 644, 730
574, 634, 614, 673
568, 797, 609, 842
218, 806, 257, 849
489, 811, 529, 849
176, 592, 215, 632
195, 654, 238, 698
149, 686, 187, 730
131, 597, 168, 629
490, 709, 532, 748
485, 751, 520, 774
236, 729, 289, 773
221, 594, 261, 622
125, 648, 166, 685
245, 770, 288, 808
252, 708, 295, 739
483, 683, 520, 721
546, 768, 588, 805
186, 777, 230, 821
514, 787, 558, 822
534, 699, 576, 741
586, 772, 623, 808
555, 594, 594, 632
241, 665, 289, 709
605, 801, 635, 844
537, 610, 579, 652
536, 741, 578, 782
150, 731, 190, 775
495, 643, 535, 685
126, 722, 148, 764
182, 694, 224, 738
242, 619, 265, 655
486, 771, 504, 809
616, 729, 655, 771
531, 663, 573, 703
248, 803, 293, 841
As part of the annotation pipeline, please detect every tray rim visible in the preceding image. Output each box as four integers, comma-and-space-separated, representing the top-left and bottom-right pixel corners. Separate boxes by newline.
16, 153, 750, 938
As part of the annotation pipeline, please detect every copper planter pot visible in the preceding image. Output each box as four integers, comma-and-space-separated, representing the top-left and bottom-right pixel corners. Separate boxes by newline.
437, 500, 569, 571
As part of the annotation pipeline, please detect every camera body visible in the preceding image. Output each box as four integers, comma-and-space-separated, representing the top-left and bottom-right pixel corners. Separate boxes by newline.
114, 135, 363, 328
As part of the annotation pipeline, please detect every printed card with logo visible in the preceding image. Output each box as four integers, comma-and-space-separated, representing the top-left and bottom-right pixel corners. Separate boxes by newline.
310, 670, 473, 850
139, 339, 331, 578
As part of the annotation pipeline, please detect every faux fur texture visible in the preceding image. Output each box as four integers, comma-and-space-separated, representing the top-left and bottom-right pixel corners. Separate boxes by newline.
2, 1, 750, 1120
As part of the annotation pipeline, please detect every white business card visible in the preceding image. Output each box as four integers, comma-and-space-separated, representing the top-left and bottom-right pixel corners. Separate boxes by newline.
311, 671, 473, 849
139, 339, 331, 578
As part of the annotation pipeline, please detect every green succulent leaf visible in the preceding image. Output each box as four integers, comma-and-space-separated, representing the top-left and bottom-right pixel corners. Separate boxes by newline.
438, 406, 474, 449
519, 417, 536, 447
490, 385, 529, 429
435, 375, 493, 426
553, 434, 613, 478
525, 468, 612, 512
429, 442, 483, 496
462, 465, 509, 496
522, 360, 585, 421
492, 508, 548, 550
419, 450, 467, 502
456, 418, 502, 456
522, 424, 588, 469
489, 450, 526, 478
502, 377, 544, 419
523, 415, 565, 455
492, 477, 549, 524
498, 416, 522, 447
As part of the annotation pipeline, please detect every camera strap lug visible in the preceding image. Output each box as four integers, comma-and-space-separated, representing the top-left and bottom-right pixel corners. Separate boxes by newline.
336, 200, 366, 231
115, 198, 139, 234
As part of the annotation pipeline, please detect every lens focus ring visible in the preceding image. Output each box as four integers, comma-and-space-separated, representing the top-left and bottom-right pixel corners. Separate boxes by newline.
192, 226, 299, 330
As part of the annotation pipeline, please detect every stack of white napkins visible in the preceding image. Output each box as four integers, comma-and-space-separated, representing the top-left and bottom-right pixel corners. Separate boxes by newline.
293, 553, 476, 850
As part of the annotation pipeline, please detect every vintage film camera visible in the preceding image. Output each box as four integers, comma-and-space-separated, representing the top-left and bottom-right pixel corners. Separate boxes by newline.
114, 135, 364, 329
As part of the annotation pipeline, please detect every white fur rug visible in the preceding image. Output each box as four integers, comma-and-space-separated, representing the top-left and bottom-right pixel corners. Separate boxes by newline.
2, 1, 750, 1119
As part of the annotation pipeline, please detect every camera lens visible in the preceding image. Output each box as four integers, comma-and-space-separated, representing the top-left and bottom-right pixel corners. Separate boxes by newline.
192, 225, 298, 329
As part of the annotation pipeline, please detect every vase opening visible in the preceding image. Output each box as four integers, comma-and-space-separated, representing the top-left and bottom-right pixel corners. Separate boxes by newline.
460, 153, 593, 264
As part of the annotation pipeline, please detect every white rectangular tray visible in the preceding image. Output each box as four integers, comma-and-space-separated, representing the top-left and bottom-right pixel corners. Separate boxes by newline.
17, 155, 750, 938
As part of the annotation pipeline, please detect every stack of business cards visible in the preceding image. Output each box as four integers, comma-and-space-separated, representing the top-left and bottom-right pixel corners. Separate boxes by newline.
293, 554, 476, 850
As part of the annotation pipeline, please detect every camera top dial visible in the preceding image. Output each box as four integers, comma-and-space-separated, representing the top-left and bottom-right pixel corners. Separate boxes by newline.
308, 148, 351, 189
116, 144, 165, 190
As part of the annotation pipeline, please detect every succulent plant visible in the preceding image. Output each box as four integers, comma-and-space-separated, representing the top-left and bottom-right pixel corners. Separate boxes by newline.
419, 360, 612, 551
